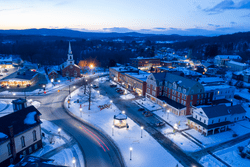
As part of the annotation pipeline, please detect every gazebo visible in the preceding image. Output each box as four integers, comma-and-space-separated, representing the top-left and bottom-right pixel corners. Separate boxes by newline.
113, 113, 128, 128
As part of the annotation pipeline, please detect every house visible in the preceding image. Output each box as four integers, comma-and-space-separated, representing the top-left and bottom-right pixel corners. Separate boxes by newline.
187, 104, 246, 136
214, 55, 241, 67
60, 42, 81, 78
233, 68, 250, 83
0, 55, 13, 69
146, 72, 205, 116
226, 60, 248, 71
0, 99, 42, 166
48, 69, 58, 80
160, 61, 172, 67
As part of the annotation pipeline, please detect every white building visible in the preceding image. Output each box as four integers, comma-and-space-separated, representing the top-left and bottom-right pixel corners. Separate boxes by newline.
226, 60, 248, 71
204, 84, 235, 101
214, 55, 242, 67
187, 104, 246, 136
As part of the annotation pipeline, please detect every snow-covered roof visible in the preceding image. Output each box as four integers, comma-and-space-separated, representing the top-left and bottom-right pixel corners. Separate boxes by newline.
110, 66, 138, 72
215, 55, 241, 59
204, 84, 233, 92
227, 60, 247, 66
199, 77, 224, 84
125, 71, 150, 81
0, 55, 12, 62
24, 112, 37, 125
0, 132, 8, 139
114, 113, 127, 120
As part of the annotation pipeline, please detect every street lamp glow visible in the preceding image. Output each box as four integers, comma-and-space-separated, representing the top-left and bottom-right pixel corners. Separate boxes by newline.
43, 85, 45, 88
13, 93, 16, 96
72, 159, 76, 164
58, 80, 60, 83
97, 91, 100, 93
141, 126, 144, 130
80, 108, 82, 111
90, 64, 94, 69
73, 86, 76, 89
51, 79, 54, 83
58, 128, 61, 132
110, 100, 113, 103
122, 111, 125, 114
130, 147, 133, 151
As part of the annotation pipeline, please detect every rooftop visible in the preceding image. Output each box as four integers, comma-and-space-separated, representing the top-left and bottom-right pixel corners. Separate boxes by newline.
1, 70, 38, 81
228, 60, 248, 66
0, 106, 41, 143
204, 84, 233, 91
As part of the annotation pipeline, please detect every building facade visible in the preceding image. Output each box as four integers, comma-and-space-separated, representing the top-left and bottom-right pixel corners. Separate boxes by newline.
0, 105, 42, 166
187, 105, 246, 136
226, 61, 248, 71
130, 57, 161, 70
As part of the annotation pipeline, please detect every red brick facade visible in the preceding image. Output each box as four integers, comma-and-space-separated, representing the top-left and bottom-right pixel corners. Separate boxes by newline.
62, 65, 81, 77
48, 71, 58, 80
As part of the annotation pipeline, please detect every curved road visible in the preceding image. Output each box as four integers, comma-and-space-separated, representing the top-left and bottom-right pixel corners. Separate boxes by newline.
0, 76, 124, 167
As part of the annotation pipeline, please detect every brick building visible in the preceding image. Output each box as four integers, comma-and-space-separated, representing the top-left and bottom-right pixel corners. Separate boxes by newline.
60, 42, 81, 78
130, 57, 161, 70
146, 72, 205, 116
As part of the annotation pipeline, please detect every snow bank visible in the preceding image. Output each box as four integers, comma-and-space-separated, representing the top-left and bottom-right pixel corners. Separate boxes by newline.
120, 94, 135, 100
24, 112, 37, 125
0, 132, 8, 139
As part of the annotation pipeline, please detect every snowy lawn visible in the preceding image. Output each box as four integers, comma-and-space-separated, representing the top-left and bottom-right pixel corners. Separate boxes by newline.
66, 86, 183, 167
0, 100, 7, 111
32, 120, 84, 167
120, 94, 135, 100
199, 154, 223, 167
0, 99, 14, 117
185, 120, 250, 148
214, 139, 250, 167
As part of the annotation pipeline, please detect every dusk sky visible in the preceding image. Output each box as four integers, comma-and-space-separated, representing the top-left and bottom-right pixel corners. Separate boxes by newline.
1, 0, 250, 36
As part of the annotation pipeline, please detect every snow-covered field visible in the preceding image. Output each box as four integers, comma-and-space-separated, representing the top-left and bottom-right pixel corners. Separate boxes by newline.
66, 83, 182, 167
32, 119, 84, 167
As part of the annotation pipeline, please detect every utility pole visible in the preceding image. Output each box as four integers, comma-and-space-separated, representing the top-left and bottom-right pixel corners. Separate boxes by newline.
88, 84, 91, 110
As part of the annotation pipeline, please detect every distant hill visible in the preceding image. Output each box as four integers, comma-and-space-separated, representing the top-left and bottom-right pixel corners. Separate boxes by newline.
0, 28, 205, 41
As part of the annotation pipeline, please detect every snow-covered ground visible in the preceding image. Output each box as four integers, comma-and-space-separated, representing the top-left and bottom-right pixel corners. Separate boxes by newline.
32, 119, 84, 167
65, 81, 182, 167
200, 139, 250, 167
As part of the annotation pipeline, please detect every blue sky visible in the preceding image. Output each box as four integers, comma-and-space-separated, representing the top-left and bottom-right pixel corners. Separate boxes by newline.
0, 0, 250, 36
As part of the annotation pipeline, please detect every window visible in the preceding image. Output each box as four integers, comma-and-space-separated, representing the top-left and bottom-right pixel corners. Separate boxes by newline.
184, 95, 186, 100
197, 100, 199, 105
191, 95, 193, 100
159, 92, 161, 96
208, 93, 210, 98
181, 100, 183, 104
212, 120, 214, 124
190, 102, 192, 106
205, 94, 207, 98
21, 136, 25, 148
200, 117, 201, 121
201, 94, 203, 98
178, 92, 180, 97
217, 91, 220, 95
200, 89, 202, 93
177, 98, 180, 103
198, 95, 200, 99
184, 101, 186, 105
183, 89, 186, 93
34, 144, 38, 150
29, 147, 32, 154
218, 119, 220, 123
168, 94, 170, 98
178, 87, 181, 91
204, 120, 206, 124
182, 94, 184, 99
225, 117, 227, 121
195, 115, 197, 119
33, 130, 37, 141
23, 150, 26, 156
7, 143, 11, 155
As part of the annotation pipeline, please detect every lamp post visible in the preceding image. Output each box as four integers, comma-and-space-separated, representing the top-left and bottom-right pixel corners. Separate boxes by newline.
167, 110, 170, 120
58, 128, 61, 138
97, 91, 100, 97
68, 99, 70, 108
122, 110, 125, 115
112, 125, 114, 136
58, 80, 60, 83
110, 100, 113, 109
80, 108, 82, 117
130, 147, 133, 160
72, 157, 76, 167
69, 85, 71, 98
141, 126, 144, 138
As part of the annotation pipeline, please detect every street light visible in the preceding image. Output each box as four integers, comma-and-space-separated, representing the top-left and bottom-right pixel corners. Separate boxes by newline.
58, 80, 61, 83
72, 157, 76, 167
141, 126, 144, 138
97, 91, 100, 97
122, 110, 125, 115
13, 93, 16, 96
80, 108, 82, 117
58, 128, 61, 138
130, 147, 133, 160
51, 79, 54, 83
73, 86, 76, 89
110, 100, 113, 109
112, 125, 114, 136
167, 110, 170, 120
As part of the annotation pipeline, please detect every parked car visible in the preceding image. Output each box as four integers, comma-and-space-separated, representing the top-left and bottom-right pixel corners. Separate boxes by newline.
117, 89, 123, 92
119, 91, 124, 94
110, 84, 117, 87
155, 122, 165, 127
115, 88, 121, 91
1, 85, 6, 88
17, 84, 20, 87
26, 84, 31, 87
92, 85, 99, 88
142, 111, 153, 117
138, 108, 145, 111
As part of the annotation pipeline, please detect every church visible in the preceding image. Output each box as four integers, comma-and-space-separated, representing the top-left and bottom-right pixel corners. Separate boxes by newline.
60, 42, 81, 78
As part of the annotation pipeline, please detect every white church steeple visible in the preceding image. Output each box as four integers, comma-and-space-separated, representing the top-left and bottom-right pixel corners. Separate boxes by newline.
67, 41, 74, 65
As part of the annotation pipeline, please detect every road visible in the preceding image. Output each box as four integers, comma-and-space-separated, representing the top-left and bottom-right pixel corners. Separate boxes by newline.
99, 81, 203, 167
0, 75, 124, 167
